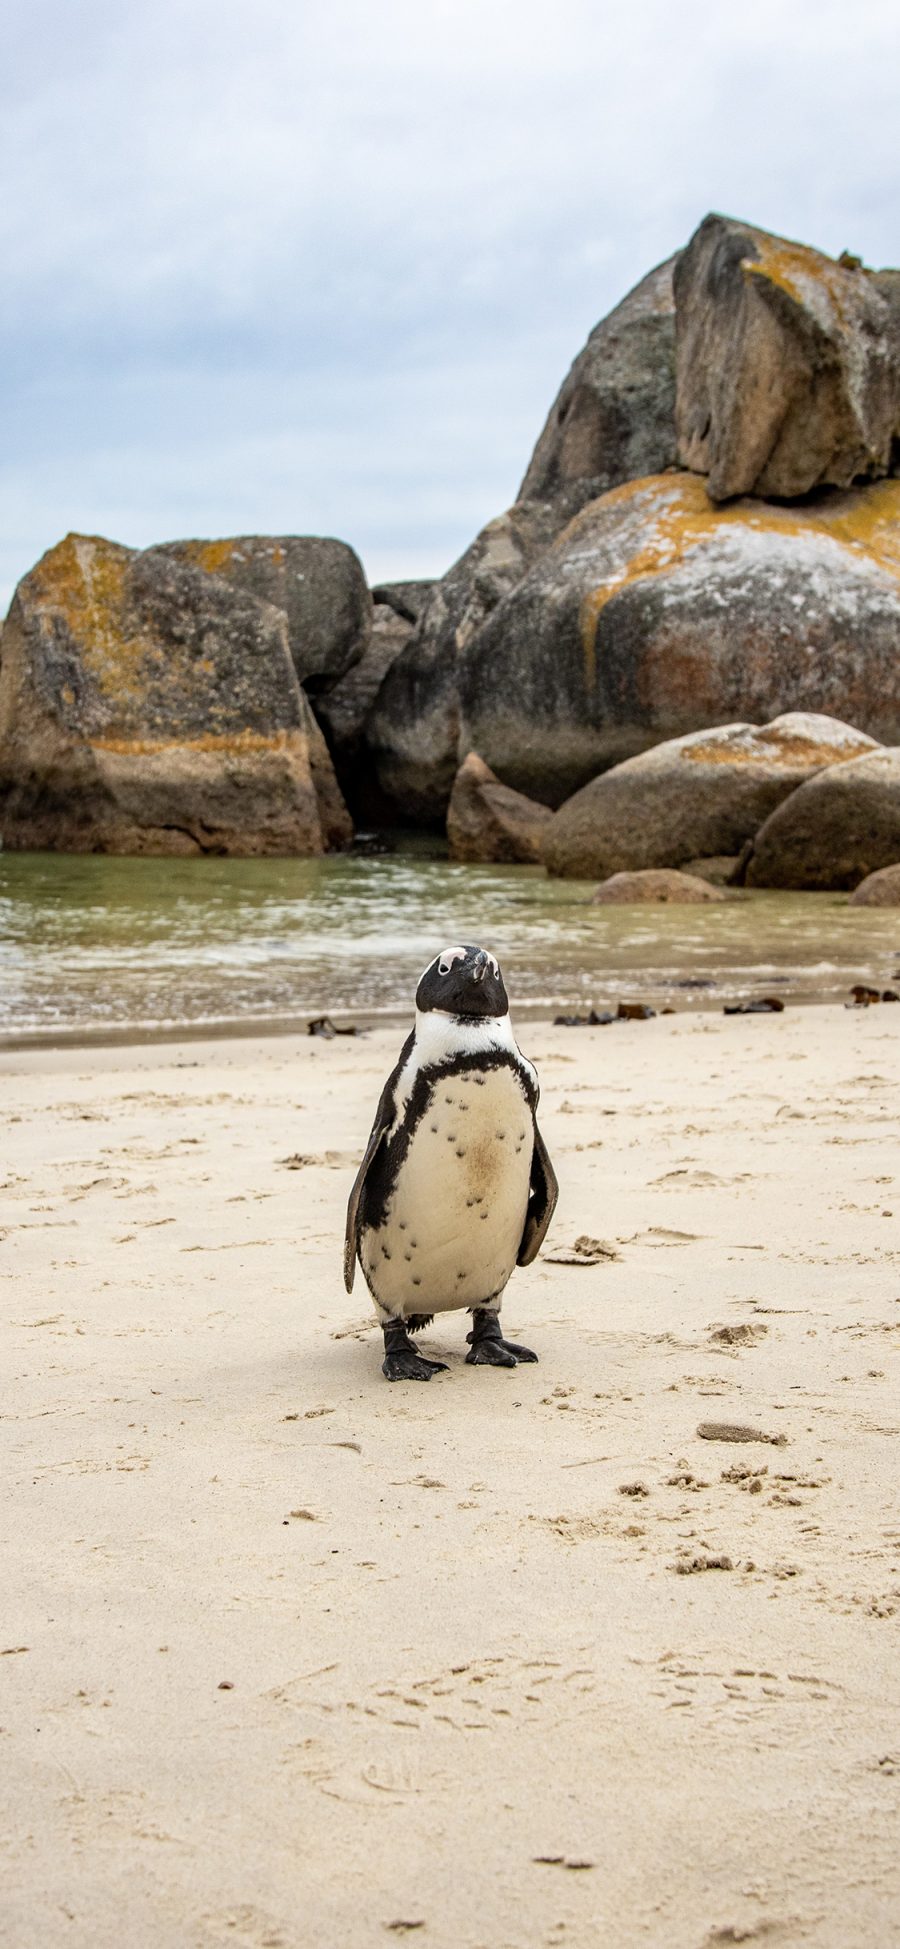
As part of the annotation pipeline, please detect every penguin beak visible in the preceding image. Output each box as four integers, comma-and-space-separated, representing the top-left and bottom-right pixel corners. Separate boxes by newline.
471, 949, 489, 984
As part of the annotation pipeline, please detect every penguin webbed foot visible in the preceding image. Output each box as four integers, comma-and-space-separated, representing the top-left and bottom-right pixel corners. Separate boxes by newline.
382, 1319, 448, 1383
465, 1309, 538, 1367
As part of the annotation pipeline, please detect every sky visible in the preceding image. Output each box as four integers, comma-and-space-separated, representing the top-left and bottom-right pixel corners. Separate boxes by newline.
2, 0, 899, 611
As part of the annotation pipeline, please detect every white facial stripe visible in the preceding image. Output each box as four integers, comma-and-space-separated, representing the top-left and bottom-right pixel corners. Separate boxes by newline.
432, 946, 501, 980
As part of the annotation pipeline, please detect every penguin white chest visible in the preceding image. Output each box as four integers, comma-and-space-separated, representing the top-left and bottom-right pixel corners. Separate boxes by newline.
362, 1064, 533, 1320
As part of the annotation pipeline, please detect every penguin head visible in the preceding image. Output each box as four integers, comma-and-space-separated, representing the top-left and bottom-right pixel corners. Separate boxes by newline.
416, 943, 509, 1018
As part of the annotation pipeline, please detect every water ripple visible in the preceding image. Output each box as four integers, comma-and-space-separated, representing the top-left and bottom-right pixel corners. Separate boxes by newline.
1, 848, 898, 1037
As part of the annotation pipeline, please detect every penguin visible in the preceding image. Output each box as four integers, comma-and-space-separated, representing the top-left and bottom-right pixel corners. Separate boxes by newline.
344, 943, 558, 1381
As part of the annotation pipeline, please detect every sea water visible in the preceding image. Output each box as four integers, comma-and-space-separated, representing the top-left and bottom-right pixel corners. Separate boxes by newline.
1, 844, 899, 1043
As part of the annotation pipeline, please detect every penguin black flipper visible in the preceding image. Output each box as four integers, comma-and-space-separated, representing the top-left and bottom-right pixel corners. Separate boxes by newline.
343, 1035, 412, 1293
517, 1121, 558, 1267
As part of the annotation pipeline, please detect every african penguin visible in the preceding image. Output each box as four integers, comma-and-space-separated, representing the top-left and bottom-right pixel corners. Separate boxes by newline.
344, 943, 558, 1381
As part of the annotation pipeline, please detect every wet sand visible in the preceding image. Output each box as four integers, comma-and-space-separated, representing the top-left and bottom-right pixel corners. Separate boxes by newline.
2, 1008, 900, 1947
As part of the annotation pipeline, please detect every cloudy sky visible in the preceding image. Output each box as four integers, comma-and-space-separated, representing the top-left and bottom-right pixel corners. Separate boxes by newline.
2, 0, 899, 610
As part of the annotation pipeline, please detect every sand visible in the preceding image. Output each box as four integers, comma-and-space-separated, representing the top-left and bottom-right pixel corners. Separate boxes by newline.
2, 1007, 899, 1948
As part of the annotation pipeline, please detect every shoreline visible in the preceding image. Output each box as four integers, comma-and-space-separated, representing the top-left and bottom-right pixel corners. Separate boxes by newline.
6, 849, 900, 1057
0, 985, 874, 1055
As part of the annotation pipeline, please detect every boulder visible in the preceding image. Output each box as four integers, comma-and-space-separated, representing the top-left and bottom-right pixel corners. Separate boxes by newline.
446, 752, 553, 864
316, 602, 416, 820
457, 474, 900, 807
359, 222, 900, 824
517, 255, 679, 518
0, 533, 333, 855
849, 863, 900, 906
543, 712, 878, 880
747, 747, 900, 890
682, 856, 742, 885
372, 580, 436, 623
674, 214, 900, 502
591, 869, 725, 904
368, 500, 561, 821
158, 535, 370, 694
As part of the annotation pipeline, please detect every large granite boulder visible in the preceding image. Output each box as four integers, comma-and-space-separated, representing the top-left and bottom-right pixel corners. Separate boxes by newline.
455, 474, 900, 807
158, 535, 370, 694
446, 751, 552, 863
675, 214, 900, 502
0, 534, 335, 855
747, 747, 900, 890
517, 256, 678, 517
591, 869, 725, 904
850, 863, 900, 906
543, 713, 878, 880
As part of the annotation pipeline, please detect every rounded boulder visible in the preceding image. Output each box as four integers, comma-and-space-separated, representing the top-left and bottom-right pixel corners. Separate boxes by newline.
748, 748, 900, 889
543, 712, 877, 880
591, 870, 726, 904
850, 863, 900, 906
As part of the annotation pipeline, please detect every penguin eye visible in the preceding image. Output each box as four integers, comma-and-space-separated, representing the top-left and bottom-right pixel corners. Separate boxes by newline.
437, 946, 466, 977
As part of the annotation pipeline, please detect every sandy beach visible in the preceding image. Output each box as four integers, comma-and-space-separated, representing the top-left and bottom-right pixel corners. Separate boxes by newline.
3, 1006, 900, 1948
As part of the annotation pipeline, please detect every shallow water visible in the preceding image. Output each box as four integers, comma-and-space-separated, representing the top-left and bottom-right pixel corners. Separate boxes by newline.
2, 844, 899, 1042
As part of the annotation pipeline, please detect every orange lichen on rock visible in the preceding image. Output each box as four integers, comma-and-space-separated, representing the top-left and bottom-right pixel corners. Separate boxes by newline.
684, 737, 868, 769
808, 480, 900, 571
577, 475, 900, 682
90, 729, 300, 757
682, 718, 876, 771
744, 230, 865, 332
28, 533, 153, 712
183, 539, 242, 577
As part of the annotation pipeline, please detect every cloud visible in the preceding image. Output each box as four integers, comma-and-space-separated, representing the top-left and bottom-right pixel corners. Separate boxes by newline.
1, 0, 899, 607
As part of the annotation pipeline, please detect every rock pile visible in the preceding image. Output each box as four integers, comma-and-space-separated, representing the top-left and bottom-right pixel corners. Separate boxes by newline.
2, 210, 900, 866
367, 217, 900, 828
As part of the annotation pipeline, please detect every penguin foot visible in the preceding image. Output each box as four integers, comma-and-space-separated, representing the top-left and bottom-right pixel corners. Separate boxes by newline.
382, 1319, 449, 1383
465, 1309, 538, 1367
